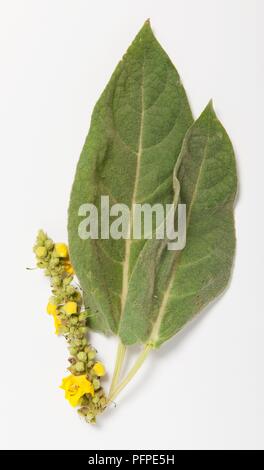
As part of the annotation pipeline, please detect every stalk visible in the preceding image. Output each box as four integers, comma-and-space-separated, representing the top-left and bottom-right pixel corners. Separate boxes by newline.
108, 340, 126, 398
109, 344, 152, 402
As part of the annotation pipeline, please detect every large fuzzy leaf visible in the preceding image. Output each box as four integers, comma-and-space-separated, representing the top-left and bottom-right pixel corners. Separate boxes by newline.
68, 21, 193, 334
119, 102, 237, 347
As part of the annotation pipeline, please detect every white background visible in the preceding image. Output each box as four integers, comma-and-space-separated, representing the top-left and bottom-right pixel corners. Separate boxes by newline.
0, 0, 262, 450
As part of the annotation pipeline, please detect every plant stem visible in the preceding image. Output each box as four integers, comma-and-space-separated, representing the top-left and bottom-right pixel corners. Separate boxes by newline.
109, 343, 152, 402
108, 340, 126, 398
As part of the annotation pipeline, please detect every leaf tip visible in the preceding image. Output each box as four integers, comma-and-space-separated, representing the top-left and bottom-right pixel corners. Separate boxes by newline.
201, 99, 216, 121
207, 99, 214, 111
141, 18, 153, 34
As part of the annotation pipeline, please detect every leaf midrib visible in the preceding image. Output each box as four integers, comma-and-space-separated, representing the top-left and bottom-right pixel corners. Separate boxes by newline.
119, 62, 145, 329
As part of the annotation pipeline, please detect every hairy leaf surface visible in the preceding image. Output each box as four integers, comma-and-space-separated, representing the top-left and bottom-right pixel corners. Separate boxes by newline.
119, 102, 237, 347
68, 21, 193, 335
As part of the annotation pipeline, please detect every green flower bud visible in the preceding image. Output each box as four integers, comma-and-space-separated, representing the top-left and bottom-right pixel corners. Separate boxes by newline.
54, 295, 63, 305
51, 266, 64, 276
88, 350, 96, 360
85, 413, 96, 424
45, 239, 54, 250
37, 230, 47, 243
80, 395, 89, 406
70, 316, 78, 325
79, 326, 88, 334
50, 258, 60, 268
37, 261, 46, 269
52, 276, 61, 287
92, 379, 101, 391
77, 351, 87, 362
100, 397, 107, 407
92, 396, 99, 404
36, 246, 47, 258
75, 361, 85, 372
69, 347, 78, 356
66, 285, 76, 296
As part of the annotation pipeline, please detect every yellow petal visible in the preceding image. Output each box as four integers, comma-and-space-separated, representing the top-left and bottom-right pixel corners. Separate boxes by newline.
63, 301, 78, 315
53, 315, 62, 335
46, 302, 57, 315
93, 362, 106, 377
78, 376, 95, 396
66, 390, 82, 407
60, 375, 73, 390
55, 243, 68, 258
64, 262, 75, 275
60, 374, 94, 406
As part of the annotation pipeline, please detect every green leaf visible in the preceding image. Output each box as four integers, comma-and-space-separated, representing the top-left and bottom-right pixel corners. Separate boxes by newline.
68, 21, 193, 335
119, 101, 237, 347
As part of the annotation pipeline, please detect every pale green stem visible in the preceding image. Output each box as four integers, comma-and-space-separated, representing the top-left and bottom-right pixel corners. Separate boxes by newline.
108, 340, 126, 398
109, 344, 152, 402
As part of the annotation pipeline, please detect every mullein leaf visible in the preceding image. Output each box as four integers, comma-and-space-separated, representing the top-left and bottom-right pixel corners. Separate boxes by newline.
68, 21, 193, 336
119, 102, 237, 347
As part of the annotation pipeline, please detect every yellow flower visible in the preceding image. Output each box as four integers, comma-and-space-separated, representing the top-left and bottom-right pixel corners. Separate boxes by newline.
53, 314, 62, 335
35, 246, 47, 258
64, 261, 75, 275
46, 303, 61, 334
63, 301, 78, 315
60, 374, 94, 407
55, 243, 68, 258
93, 362, 106, 377
46, 302, 57, 315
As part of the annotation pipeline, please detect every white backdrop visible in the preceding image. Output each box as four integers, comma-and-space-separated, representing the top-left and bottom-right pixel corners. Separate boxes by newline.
0, 0, 262, 450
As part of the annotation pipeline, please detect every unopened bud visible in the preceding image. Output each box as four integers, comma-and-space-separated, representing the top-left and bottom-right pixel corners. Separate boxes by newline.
92, 379, 101, 391
85, 413, 96, 424
45, 239, 54, 250
77, 351, 87, 362
52, 276, 61, 287
75, 361, 85, 372
100, 397, 107, 407
79, 326, 88, 335
35, 246, 47, 258
50, 258, 60, 268
69, 347, 78, 356
37, 230, 47, 243
66, 285, 76, 295
88, 350, 96, 360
